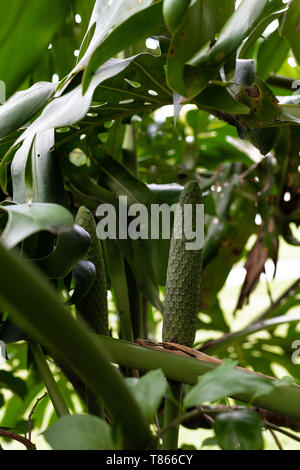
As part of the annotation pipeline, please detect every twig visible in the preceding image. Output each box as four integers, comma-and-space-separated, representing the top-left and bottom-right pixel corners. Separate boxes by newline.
28, 393, 47, 441
179, 405, 300, 434
265, 279, 274, 308
268, 428, 283, 451
200, 407, 215, 426
265, 422, 300, 444
157, 408, 203, 440
0, 429, 36, 451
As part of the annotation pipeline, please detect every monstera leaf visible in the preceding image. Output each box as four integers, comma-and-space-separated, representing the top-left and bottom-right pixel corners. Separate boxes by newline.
0, 203, 74, 248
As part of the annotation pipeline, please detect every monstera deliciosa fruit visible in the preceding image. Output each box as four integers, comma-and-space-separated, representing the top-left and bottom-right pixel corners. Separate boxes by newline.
0, 0, 299, 452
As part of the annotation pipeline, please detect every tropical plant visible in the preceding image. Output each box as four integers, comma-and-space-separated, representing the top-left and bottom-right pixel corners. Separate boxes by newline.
0, 0, 299, 451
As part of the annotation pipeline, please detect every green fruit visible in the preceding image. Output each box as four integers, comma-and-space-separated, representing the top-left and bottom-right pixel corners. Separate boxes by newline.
162, 181, 203, 347
163, 0, 191, 33
75, 207, 109, 336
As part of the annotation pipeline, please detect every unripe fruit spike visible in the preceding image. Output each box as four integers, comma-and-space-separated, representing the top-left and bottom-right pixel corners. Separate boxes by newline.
75, 207, 109, 336
162, 181, 203, 347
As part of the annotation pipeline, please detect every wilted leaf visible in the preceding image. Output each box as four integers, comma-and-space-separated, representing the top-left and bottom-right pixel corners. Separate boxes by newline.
235, 219, 278, 312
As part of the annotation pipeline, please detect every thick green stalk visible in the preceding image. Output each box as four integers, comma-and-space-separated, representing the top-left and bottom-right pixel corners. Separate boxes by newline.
75, 206, 110, 416
29, 342, 70, 418
107, 240, 134, 342
75, 206, 109, 336
162, 181, 203, 347
0, 243, 153, 449
97, 336, 300, 421
162, 181, 203, 449
162, 383, 183, 450
267, 74, 295, 91
126, 262, 144, 339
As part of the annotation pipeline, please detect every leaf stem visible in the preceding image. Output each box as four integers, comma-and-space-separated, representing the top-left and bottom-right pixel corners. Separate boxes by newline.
29, 341, 70, 418
97, 336, 300, 421
162, 383, 183, 450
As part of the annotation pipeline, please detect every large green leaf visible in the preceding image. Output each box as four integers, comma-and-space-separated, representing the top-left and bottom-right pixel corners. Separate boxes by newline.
283, 0, 300, 66
256, 30, 289, 80
92, 52, 172, 118
0, 203, 74, 248
239, 4, 288, 59
44, 414, 115, 450
163, 0, 191, 33
0, 0, 71, 97
185, 0, 269, 96
214, 410, 264, 450
0, 371, 27, 399
17, 58, 138, 144
82, 1, 164, 93
11, 129, 66, 205
195, 84, 250, 115
184, 360, 292, 408
0, 82, 55, 140
75, 0, 154, 70
125, 369, 168, 423
34, 226, 90, 279
166, 0, 235, 97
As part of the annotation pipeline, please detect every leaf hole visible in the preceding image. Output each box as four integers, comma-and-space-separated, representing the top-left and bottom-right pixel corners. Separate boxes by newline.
119, 99, 134, 105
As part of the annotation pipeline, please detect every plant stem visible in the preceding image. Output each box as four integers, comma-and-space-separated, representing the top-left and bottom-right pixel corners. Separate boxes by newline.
107, 240, 134, 342
126, 262, 144, 339
0, 429, 36, 451
29, 342, 70, 417
268, 428, 283, 450
158, 407, 215, 440
267, 74, 295, 91
162, 383, 183, 450
97, 336, 300, 421
265, 422, 300, 444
